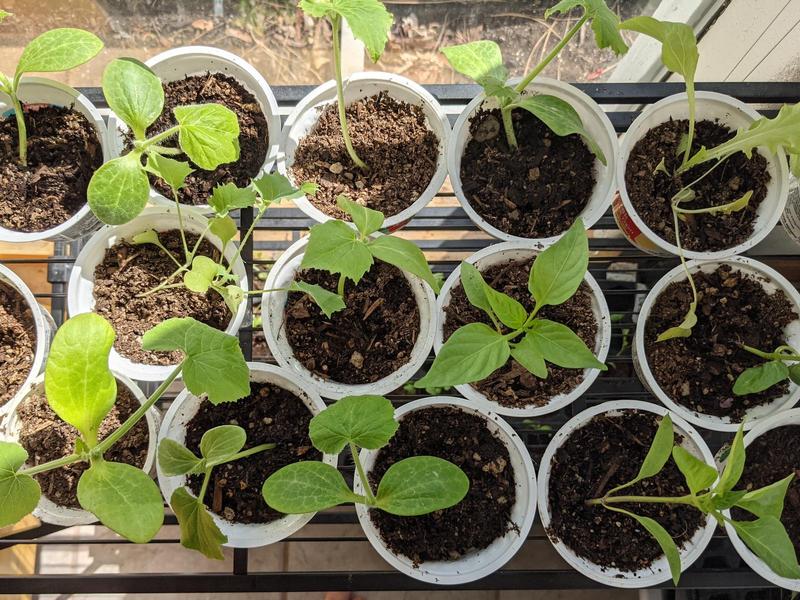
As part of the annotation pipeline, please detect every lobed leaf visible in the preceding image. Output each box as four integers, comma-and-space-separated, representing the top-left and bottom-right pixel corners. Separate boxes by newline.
219, 285, 245, 315
441, 41, 508, 91
545, 0, 628, 55
101, 58, 164, 139
529, 218, 588, 308
175, 104, 240, 171
17, 28, 103, 80
262, 461, 361, 513
252, 173, 309, 205
309, 395, 398, 454
302, 220, 373, 284
337, 196, 383, 237
526, 319, 606, 370
170, 487, 227, 560
375, 456, 470, 516
88, 153, 150, 225
0, 442, 41, 528
183, 255, 219, 294
209, 183, 258, 215
144, 153, 193, 193
733, 361, 789, 396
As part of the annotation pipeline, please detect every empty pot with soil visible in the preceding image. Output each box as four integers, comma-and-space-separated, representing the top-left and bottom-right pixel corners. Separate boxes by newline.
158, 362, 337, 548
67, 206, 248, 382
354, 396, 536, 584
538, 400, 716, 587
262, 236, 436, 400
634, 256, 800, 431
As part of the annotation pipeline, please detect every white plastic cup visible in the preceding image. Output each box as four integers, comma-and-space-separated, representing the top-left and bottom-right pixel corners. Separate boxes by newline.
354, 396, 536, 585
449, 77, 618, 245
0, 77, 113, 242
634, 256, 800, 432
537, 400, 717, 588
262, 236, 437, 400
67, 206, 249, 382
435, 241, 611, 417
278, 72, 451, 230
615, 92, 789, 259
157, 362, 337, 548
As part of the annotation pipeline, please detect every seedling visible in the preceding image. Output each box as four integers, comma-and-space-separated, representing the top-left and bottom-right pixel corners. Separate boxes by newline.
262, 395, 469, 516
159, 426, 275, 559
733, 345, 800, 396
415, 218, 606, 389
297, 0, 393, 170
586, 414, 800, 584
441, 0, 627, 155
0, 314, 250, 543
0, 19, 103, 165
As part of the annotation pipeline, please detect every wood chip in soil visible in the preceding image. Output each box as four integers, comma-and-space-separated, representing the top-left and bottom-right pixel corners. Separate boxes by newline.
0, 105, 102, 232
625, 119, 770, 252
186, 382, 321, 524
645, 264, 796, 419
0, 281, 36, 408
368, 406, 515, 564
290, 91, 439, 220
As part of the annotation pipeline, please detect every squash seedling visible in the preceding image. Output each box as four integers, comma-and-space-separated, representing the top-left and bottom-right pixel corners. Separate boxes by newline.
262, 395, 469, 516
441, 0, 628, 157
586, 414, 800, 584
0, 314, 250, 543
415, 218, 606, 389
732, 345, 800, 396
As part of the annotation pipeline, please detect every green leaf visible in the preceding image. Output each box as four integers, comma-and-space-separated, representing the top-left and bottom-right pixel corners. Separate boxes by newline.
183, 256, 219, 294
530, 218, 588, 308
657, 300, 698, 342
158, 439, 203, 476
608, 506, 682, 585
16, 28, 103, 80
88, 153, 150, 225
375, 456, 469, 516
101, 58, 164, 139
218, 285, 245, 315
200, 425, 246, 466
309, 395, 398, 454
717, 426, 746, 495
510, 333, 548, 378
252, 173, 307, 204
209, 215, 237, 248
732, 517, 800, 579
441, 40, 508, 91
733, 361, 790, 396
262, 461, 361, 513
511, 95, 606, 164
170, 487, 227, 560
0, 10, 11, 22
44, 313, 117, 442
175, 104, 240, 171
712, 490, 747, 511
368, 235, 441, 292
734, 475, 794, 520
484, 286, 527, 330
288, 281, 346, 318
77, 461, 163, 543
132, 229, 160, 246
527, 319, 606, 370
672, 445, 717, 495
209, 183, 257, 216
415, 323, 510, 388
545, 0, 629, 55
620, 17, 698, 85
789, 363, 800, 385
0, 442, 40, 527
144, 153, 193, 193
459, 261, 497, 322
337, 196, 384, 237
608, 414, 674, 494
142, 317, 250, 404
302, 220, 373, 284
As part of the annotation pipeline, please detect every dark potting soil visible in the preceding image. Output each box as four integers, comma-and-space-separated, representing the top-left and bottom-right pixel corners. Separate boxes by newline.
290, 91, 439, 220
17, 382, 149, 509
284, 261, 420, 384
645, 264, 796, 419
143, 73, 269, 206
548, 411, 703, 571
625, 119, 770, 252
731, 425, 800, 556
92, 230, 229, 365
0, 281, 36, 408
0, 105, 103, 232
443, 258, 598, 408
460, 107, 596, 239
369, 406, 515, 563
185, 382, 321, 524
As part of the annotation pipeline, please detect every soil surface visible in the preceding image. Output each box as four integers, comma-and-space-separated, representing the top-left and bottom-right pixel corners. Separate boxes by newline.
284, 261, 420, 384
0, 105, 103, 232
444, 258, 598, 408
143, 73, 269, 206
732, 425, 800, 555
460, 107, 596, 239
290, 92, 439, 220
625, 119, 770, 252
93, 230, 229, 365
369, 406, 515, 563
645, 264, 796, 420
0, 281, 36, 408
17, 382, 149, 509
186, 382, 321, 524
548, 410, 703, 571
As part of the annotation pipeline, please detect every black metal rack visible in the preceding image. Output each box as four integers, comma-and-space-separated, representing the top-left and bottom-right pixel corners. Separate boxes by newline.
1, 82, 799, 595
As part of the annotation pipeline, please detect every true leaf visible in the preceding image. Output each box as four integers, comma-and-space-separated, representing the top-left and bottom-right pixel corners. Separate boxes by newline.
16, 28, 103, 80
158, 439, 203, 476
337, 196, 383, 237
620, 17, 698, 85
183, 256, 219, 294
608, 414, 673, 495
209, 183, 257, 215
459, 261, 497, 323
368, 235, 441, 292
657, 300, 697, 342
484, 286, 527, 330
209, 215, 237, 247
144, 153, 193, 193
545, 0, 629, 55
732, 517, 800, 579
288, 281, 346, 317
219, 285, 245, 315
171, 487, 227, 560
734, 474, 794, 520
101, 58, 164, 139
717, 426, 745, 495
712, 490, 747, 511
789, 363, 800, 385
375, 456, 469, 516
608, 506, 682, 585
262, 461, 361, 513
88, 153, 150, 225
175, 104, 240, 170
309, 395, 398, 454
510, 333, 548, 378
0, 442, 40, 527
441, 40, 508, 91
527, 319, 606, 370
530, 218, 588, 307
733, 361, 789, 396
252, 173, 307, 204
200, 425, 246, 466
302, 220, 373, 283
672, 445, 717, 495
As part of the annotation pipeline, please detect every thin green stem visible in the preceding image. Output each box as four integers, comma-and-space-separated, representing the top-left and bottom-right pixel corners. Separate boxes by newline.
586, 494, 696, 507
246, 287, 288, 296
337, 273, 346, 297
742, 344, 800, 362
681, 80, 696, 167
331, 15, 368, 170
501, 105, 518, 148
224, 203, 268, 278
198, 468, 213, 502
207, 443, 276, 468
140, 125, 181, 150
137, 282, 186, 298
350, 442, 376, 504
672, 158, 727, 202
189, 223, 213, 263
672, 203, 699, 304
21, 452, 82, 476
172, 189, 190, 262
9, 90, 27, 166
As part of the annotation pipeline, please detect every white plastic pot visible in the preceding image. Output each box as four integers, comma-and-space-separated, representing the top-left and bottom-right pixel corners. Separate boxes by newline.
107, 46, 281, 212
1, 373, 159, 527
634, 256, 800, 432
538, 400, 717, 588
67, 206, 248, 382
278, 72, 450, 230
0, 77, 113, 242
615, 92, 789, 259
158, 362, 337, 548
262, 236, 437, 400
354, 396, 536, 585
435, 241, 611, 417
722, 407, 800, 590
449, 77, 618, 245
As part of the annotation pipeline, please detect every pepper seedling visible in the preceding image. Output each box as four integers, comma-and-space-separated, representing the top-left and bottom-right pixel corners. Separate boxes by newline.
732, 345, 800, 396
0, 18, 103, 165
415, 218, 606, 389
586, 414, 800, 584
262, 395, 469, 516
297, 0, 393, 170
0, 314, 250, 543
441, 0, 627, 155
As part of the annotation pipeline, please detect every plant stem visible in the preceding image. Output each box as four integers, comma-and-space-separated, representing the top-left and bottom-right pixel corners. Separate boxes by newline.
350, 442, 376, 504
9, 91, 27, 166
223, 203, 268, 278
198, 467, 213, 501
172, 189, 190, 262
207, 443, 276, 468
337, 273, 346, 297
137, 282, 186, 298
501, 105, 518, 148
141, 125, 181, 150
586, 494, 696, 507
331, 15, 368, 171
21, 452, 82, 476
681, 81, 696, 167
671, 203, 699, 306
